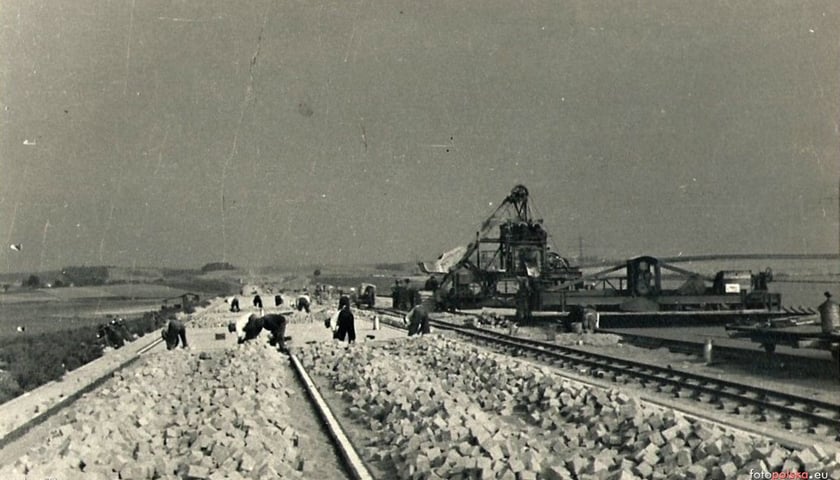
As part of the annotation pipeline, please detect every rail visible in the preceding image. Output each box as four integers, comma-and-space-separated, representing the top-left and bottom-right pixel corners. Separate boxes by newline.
427, 317, 840, 447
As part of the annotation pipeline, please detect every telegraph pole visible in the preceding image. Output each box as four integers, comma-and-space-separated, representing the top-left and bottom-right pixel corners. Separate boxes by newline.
579, 235, 584, 261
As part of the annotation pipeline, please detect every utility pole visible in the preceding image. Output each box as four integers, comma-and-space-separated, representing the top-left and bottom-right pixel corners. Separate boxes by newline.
579, 235, 584, 261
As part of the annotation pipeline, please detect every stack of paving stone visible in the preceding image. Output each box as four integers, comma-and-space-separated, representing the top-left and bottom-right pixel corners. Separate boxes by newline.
551, 332, 623, 346
299, 337, 840, 480
1, 343, 309, 479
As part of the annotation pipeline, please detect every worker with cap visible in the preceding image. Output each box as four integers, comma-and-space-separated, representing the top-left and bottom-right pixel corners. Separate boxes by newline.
819, 291, 840, 334
162, 318, 188, 350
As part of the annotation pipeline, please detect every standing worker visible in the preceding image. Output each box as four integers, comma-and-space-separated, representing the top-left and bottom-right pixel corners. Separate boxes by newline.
253, 294, 263, 309
162, 319, 188, 350
819, 292, 840, 333
334, 296, 356, 344
391, 280, 401, 309
582, 305, 599, 333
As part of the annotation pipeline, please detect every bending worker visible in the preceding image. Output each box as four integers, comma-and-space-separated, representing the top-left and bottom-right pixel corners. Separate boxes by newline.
404, 304, 430, 337
296, 293, 311, 314
229, 313, 288, 351
162, 319, 188, 350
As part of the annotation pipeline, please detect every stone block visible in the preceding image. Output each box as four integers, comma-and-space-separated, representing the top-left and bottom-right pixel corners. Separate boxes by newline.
676, 448, 692, 467
763, 447, 788, 470
543, 464, 571, 480
568, 455, 588, 476
609, 470, 641, 480
686, 464, 708, 480
184, 464, 211, 480
508, 457, 525, 473
794, 448, 820, 468
782, 459, 800, 472
633, 462, 653, 478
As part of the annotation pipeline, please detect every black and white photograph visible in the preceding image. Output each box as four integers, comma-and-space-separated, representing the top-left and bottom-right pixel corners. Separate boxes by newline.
1, 1, 839, 478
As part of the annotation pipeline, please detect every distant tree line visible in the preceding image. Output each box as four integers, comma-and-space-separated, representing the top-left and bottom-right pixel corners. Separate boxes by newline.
0, 302, 207, 404
200, 262, 237, 272
58, 266, 110, 286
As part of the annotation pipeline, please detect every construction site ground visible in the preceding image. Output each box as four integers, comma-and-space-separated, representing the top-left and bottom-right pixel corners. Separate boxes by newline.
0, 296, 406, 474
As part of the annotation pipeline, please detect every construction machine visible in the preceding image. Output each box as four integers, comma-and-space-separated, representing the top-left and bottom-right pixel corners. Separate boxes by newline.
427, 185, 782, 320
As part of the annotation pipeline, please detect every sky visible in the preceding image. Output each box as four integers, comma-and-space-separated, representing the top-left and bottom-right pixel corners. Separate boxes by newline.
1, 0, 839, 273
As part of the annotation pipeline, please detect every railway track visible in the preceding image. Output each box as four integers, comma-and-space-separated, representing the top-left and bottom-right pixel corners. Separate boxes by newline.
0, 318, 375, 479
421, 316, 840, 446
371, 306, 840, 445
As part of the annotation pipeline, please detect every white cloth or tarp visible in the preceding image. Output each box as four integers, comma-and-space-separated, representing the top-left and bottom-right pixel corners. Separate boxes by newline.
233, 313, 252, 341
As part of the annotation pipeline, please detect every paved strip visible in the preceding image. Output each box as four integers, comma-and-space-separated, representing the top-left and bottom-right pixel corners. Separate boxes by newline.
0, 331, 163, 448
290, 353, 375, 480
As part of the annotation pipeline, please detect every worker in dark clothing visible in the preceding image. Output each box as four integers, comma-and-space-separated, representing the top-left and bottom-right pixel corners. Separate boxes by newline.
391, 280, 401, 309
819, 291, 840, 333
253, 294, 263, 309
274, 294, 284, 307
230, 297, 240, 312
98, 323, 126, 349
262, 314, 288, 352
404, 279, 415, 309
404, 304, 430, 336
334, 296, 356, 344
163, 319, 188, 350
239, 314, 265, 343
296, 294, 311, 314
110, 317, 132, 343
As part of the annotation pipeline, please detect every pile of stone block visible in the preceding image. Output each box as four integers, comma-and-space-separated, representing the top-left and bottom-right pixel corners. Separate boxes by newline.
299, 337, 840, 480
1, 343, 310, 479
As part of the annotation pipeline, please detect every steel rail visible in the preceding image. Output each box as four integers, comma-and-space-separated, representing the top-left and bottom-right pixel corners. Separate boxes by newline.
428, 318, 840, 439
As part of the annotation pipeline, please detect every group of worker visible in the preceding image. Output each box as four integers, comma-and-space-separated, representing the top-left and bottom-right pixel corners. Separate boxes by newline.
97, 317, 132, 349
392, 279, 420, 310
161, 281, 440, 354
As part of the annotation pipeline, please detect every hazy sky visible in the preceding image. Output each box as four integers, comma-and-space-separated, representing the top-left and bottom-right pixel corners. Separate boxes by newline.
1, 0, 839, 273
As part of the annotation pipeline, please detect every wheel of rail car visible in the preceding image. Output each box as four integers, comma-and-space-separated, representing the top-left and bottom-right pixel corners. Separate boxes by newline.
762, 343, 776, 354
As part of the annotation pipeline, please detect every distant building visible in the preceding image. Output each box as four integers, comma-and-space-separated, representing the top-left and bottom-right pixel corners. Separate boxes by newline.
162, 293, 200, 309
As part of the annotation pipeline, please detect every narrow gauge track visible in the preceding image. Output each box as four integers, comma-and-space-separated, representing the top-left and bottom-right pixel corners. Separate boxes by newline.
422, 317, 840, 443
289, 353, 375, 480
0, 325, 373, 480
373, 302, 840, 443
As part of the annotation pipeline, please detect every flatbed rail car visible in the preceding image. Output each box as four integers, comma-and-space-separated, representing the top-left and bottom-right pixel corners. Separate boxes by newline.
725, 321, 840, 376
